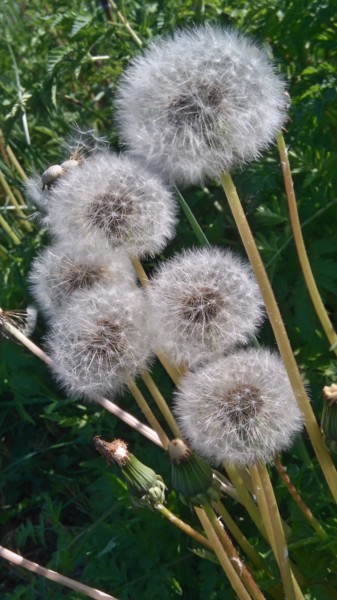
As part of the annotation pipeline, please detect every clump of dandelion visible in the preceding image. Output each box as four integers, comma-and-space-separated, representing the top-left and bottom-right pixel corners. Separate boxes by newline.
46, 285, 152, 400
116, 24, 287, 186
174, 348, 303, 466
29, 241, 136, 320
146, 247, 264, 367
47, 152, 177, 258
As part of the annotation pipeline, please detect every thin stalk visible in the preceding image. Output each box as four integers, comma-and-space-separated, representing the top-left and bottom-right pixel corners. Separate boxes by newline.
250, 465, 304, 600
225, 464, 268, 540
220, 170, 337, 503
276, 131, 337, 355
156, 503, 213, 551
203, 504, 266, 600
6, 144, 29, 181
141, 370, 182, 437
125, 376, 170, 449
0, 169, 33, 232
274, 456, 327, 539
130, 255, 183, 385
0, 213, 21, 244
0, 545, 118, 600
108, 0, 142, 47
2, 316, 163, 448
213, 501, 267, 573
195, 507, 252, 600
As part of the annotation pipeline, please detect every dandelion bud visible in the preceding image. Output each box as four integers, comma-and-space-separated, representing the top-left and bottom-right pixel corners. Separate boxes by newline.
147, 247, 264, 367
116, 25, 287, 186
94, 437, 166, 508
168, 439, 219, 505
29, 241, 135, 320
46, 285, 152, 400
321, 384, 337, 454
174, 349, 303, 466
48, 152, 177, 258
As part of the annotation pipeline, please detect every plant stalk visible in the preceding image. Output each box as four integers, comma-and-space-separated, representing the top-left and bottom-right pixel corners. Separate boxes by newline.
220, 170, 337, 503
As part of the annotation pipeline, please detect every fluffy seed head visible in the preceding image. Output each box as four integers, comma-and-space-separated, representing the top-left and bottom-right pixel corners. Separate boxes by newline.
48, 152, 177, 257
174, 348, 303, 466
116, 25, 287, 186
29, 241, 135, 320
46, 285, 152, 400
146, 247, 264, 366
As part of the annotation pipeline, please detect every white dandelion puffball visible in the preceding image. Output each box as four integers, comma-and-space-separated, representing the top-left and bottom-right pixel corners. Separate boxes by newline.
29, 241, 135, 320
116, 25, 287, 186
46, 285, 152, 400
48, 152, 177, 258
174, 349, 303, 466
147, 247, 264, 366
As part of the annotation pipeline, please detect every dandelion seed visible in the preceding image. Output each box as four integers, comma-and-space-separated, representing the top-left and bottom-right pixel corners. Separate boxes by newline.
46, 285, 152, 400
147, 247, 264, 367
116, 25, 287, 185
29, 241, 135, 320
48, 152, 177, 257
174, 348, 303, 466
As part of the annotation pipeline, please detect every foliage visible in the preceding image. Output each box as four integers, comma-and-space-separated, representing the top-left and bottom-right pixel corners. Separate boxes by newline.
1, 0, 337, 598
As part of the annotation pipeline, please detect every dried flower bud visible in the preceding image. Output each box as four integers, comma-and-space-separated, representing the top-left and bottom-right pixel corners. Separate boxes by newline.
94, 437, 166, 507
174, 349, 303, 466
147, 247, 264, 366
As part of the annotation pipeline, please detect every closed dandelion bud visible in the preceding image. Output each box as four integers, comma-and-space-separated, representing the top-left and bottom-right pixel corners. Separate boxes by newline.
46, 285, 152, 400
29, 241, 135, 320
321, 384, 337, 454
168, 439, 219, 505
48, 152, 177, 258
94, 437, 166, 508
116, 25, 287, 186
147, 247, 264, 367
174, 349, 303, 466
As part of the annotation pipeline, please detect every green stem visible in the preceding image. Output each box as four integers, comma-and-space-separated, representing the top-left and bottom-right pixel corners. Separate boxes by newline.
202, 504, 266, 600
225, 464, 268, 540
276, 131, 337, 355
141, 370, 182, 438
156, 503, 213, 550
220, 170, 337, 504
195, 506, 253, 600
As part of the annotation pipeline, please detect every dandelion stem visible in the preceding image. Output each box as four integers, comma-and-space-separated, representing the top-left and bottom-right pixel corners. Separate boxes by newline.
220, 169, 337, 503
156, 504, 213, 550
107, 0, 143, 48
130, 255, 183, 386
0, 545, 118, 600
140, 370, 182, 437
2, 316, 164, 447
213, 500, 268, 573
274, 456, 327, 539
276, 131, 337, 355
195, 506, 253, 600
250, 465, 303, 600
6, 143, 29, 181
125, 375, 170, 449
225, 464, 268, 541
203, 504, 266, 600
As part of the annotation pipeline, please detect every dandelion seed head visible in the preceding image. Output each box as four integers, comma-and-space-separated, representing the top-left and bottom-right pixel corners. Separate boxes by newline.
29, 241, 135, 320
48, 152, 177, 257
46, 285, 152, 400
147, 247, 264, 366
174, 349, 303, 466
116, 25, 287, 185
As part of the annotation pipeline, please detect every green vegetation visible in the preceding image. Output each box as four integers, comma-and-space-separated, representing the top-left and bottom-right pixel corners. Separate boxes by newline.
1, 0, 337, 598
